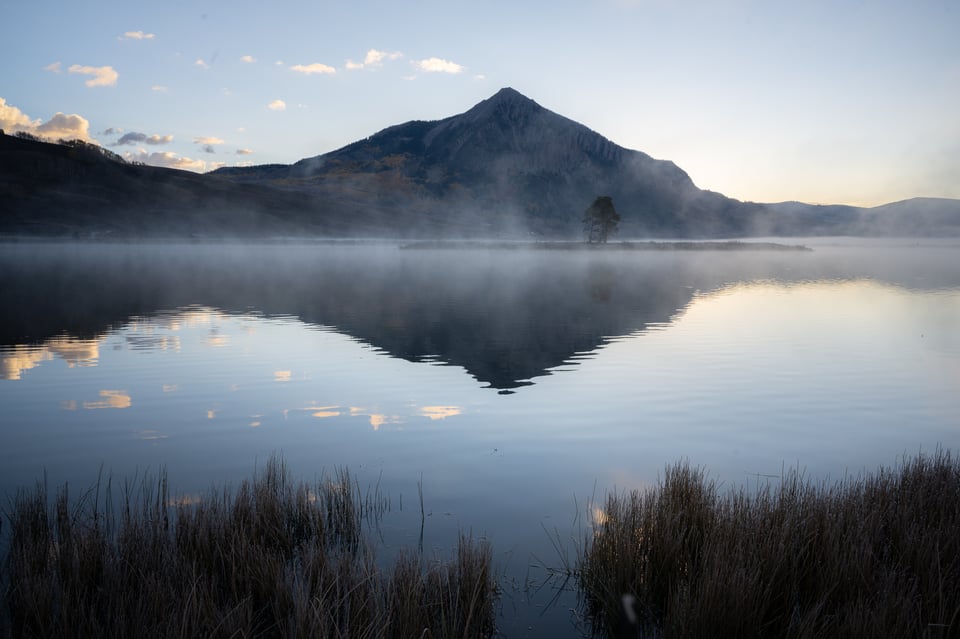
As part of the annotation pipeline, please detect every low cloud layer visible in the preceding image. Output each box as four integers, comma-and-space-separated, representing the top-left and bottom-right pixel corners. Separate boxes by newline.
124, 150, 207, 171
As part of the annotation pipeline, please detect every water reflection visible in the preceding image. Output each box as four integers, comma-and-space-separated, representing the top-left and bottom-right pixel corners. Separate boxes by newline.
1, 337, 100, 380
82, 389, 132, 410
1, 241, 958, 390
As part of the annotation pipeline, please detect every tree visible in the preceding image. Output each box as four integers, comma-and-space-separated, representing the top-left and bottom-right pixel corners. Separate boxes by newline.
582, 196, 621, 243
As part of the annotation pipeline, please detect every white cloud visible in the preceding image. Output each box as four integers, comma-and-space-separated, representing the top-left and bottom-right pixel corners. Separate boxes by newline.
290, 62, 336, 75
194, 59, 210, 70
0, 98, 92, 142
36, 113, 91, 140
0, 98, 39, 131
240, 55, 256, 63
413, 57, 465, 74
68, 64, 119, 87
235, 148, 253, 155
125, 150, 207, 172
122, 31, 155, 40
151, 85, 168, 93
346, 49, 403, 70
44, 61, 61, 73
193, 136, 224, 145
267, 99, 286, 111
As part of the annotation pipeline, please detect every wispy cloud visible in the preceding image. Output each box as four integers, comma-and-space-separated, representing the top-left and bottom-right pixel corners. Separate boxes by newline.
0, 98, 92, 142
267, 99, 286, 111
240, 55, 256, 64
194, 58, 210, 70
68, 64, 119, 87
290, 62, 336, 75
44, 61, 61, 73
121, 30, 155, 40
235, 148, 253, 155
151, 85, 168, 93
346, 49, 402, 70
413, 57, 465, 74
114, 132, 173, 146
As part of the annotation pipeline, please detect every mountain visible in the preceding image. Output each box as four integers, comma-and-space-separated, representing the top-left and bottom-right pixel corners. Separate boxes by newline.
2, 88, 959, 238
215, 87, 762, 237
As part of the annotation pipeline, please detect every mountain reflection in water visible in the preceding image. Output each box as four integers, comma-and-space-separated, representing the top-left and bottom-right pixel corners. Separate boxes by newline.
2, 240, 959, 390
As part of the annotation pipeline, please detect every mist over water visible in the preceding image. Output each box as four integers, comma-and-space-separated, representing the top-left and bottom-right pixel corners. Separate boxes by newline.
1, 238, 958, 636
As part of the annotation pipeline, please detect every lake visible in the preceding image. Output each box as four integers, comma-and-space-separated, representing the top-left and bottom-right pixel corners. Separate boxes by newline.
1, 238, 958, 637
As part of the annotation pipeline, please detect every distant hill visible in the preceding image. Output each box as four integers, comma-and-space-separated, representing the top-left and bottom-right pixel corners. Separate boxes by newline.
2, 89, 959, 238
0, 132, 352, 238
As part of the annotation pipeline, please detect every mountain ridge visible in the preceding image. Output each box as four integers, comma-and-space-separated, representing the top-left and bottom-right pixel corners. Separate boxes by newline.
3, 88, 960, 238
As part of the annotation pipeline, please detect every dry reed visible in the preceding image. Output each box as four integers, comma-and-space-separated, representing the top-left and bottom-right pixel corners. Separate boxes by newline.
1, 456, 496, 638
579, 450, 960, 638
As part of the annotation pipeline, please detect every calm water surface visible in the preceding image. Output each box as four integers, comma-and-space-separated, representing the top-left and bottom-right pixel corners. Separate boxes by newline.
1, 239, 958, 636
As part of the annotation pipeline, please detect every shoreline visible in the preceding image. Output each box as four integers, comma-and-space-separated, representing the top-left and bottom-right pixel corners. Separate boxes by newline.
399, 239, 813, 251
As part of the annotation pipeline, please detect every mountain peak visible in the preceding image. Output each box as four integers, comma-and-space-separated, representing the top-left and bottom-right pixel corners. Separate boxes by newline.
459, 87, 544, 124
489, 87, 533, 104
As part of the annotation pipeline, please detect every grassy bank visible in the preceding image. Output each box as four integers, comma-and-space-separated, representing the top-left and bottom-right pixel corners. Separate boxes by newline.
4, 452, 957, 638
1, 457, 496, 638
579, 451, 960, 638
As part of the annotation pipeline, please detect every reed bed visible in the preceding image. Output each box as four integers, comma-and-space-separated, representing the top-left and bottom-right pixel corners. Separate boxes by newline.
1, 457, 496, 638
579, 451, 960, 638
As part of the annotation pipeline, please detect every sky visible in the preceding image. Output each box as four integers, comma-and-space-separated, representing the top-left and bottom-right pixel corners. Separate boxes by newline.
2, 0, 958, 207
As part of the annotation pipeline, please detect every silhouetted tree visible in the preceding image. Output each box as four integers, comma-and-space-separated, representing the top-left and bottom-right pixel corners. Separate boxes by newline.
583, 196, 620, 243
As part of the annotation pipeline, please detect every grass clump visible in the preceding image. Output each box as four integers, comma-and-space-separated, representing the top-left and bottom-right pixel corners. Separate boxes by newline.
579, 451, 960, 638
1, 456, 496, 638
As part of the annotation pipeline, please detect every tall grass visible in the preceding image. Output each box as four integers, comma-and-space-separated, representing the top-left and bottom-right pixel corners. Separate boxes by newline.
1, 457, 496, 638
579, 451, 960, 638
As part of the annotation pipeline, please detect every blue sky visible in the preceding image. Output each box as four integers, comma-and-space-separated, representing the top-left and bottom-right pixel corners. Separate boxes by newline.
2, 0, 958, 206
